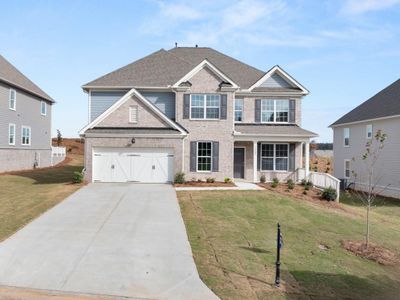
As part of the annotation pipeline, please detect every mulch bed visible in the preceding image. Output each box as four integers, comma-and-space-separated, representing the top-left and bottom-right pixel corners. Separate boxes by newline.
341, 240, 399, 266
174, 181, 236, 187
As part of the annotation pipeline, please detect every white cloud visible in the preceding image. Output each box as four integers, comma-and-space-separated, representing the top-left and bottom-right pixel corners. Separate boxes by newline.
342, 0, 400, 15
159, 3, 202, 20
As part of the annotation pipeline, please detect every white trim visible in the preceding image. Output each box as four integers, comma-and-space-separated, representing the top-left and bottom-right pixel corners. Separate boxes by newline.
196, 141, 213, 173
21, 125, 31, 146
343, 127, 350, 147
330, 114, 400, 128
344, 159, 351, 179
172, 59, 239, 89
248, 65, 309, 95
8, 123, 16, 145
88, 90, 92, 122
233, 146, 246, 179
79, 88, 187, 135
40, 101, 47, 116
82, 85, 172, 91
366, 124, 373, 139
260, 99, 290, 124
260, 143, 289, 172
9, 88, 16, 111
189, 94, 221, 120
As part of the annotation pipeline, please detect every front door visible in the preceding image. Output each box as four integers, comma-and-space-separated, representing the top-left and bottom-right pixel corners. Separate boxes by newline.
234, 148, 245, 179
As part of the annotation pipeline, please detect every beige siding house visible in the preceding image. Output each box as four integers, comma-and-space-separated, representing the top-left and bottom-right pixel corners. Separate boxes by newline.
331, 79, 400, 198
80, 47, 317, 183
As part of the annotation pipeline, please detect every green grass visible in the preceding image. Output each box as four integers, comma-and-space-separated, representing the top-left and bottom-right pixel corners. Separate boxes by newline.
178, 190, 400, 300
0, 155, 84, 241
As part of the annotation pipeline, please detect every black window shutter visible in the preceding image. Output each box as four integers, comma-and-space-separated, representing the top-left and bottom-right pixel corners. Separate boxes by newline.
257, 142, 261, 171
183, 94, 190, 119
289, 143, 296, 171
190, 141, 197, 172
220, 94, 227, 119
255, 99, 261, 123
212, 141, 219, 172
289, 99, 296, 123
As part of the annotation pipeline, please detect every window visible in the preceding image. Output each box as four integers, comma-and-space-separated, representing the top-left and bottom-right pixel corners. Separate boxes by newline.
41, 101, 47, 116
344, 160, 351, 178
261, 99, 289, 123
8, 124, 15, 145
21, 126, 31, 145
234, 98, 243, 122
260, 143, 289, 171
190, 94, 220, 119
344, 128, 350, 146
129, 106, 138, 123
197, 142, 212, 172
9, 89, 16, 110
366, 124, 373, 139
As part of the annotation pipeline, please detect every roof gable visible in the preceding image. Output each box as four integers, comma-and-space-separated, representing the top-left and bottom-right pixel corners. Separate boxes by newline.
0, 55, 54, 102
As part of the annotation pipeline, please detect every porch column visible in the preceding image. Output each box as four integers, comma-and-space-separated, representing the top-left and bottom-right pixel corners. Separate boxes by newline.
253, 141, 258, 182
305, 142, 310, 177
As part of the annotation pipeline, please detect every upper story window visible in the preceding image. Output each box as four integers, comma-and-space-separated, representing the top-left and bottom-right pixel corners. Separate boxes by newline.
41, 101, 47, 116
129, 106, 138, 123
366, 124, 373, 139
344, 127, 350, 147
8, 124, 16, 145
234, 98, 243, 122
21, 126, 31, 146
190, 94, 220, 120
9, 89, 16, 110
260, 143, 289, 171
261, 99, 289, 123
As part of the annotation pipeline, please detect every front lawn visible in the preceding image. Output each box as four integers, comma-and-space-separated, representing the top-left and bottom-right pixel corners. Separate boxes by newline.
178, 190, 400, 300
0, 155, 84, 241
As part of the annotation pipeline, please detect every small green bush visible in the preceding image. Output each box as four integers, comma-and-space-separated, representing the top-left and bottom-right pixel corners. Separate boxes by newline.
271, 177, 279, 188
72, 171, 83, 183
224, 177, 232, 183
303, 190, 308, 195
300, 179, 307, 186
287, 179, 295, 190
306, 180, 314, 188
322, 187, 337, 201
197, 179, 203, 182
206, 177, 215, 183
260, 174, 266, 183
304, 185, 310, 191
174, 172, 185, 184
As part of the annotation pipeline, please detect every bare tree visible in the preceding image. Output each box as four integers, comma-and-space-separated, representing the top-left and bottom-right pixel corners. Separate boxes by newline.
350, 130, 388, 248
56, 129, 63, 146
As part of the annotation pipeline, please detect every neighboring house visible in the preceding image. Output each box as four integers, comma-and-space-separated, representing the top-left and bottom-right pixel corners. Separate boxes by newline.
80, 47, 317, 183
0, 55, 55, 172
330, 79, 400, 198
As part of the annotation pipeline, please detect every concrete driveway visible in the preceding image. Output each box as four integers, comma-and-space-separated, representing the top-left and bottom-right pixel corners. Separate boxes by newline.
0, 184, 218, 300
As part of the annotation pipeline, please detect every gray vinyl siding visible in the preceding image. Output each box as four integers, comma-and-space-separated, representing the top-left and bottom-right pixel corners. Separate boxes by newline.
333, 117, 400, 198
90, 90, 176, 121
0, 81, 52, 149
260, 73, 292, 88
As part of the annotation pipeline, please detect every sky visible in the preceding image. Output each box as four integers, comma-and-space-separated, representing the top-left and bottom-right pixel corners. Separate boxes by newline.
0, 0, 399, 142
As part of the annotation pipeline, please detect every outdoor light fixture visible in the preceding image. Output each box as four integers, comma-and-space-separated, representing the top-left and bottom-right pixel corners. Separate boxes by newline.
131, 137, 136, 144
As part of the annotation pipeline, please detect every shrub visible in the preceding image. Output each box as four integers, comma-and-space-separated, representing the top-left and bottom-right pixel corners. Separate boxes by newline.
72, 171, 83, 183
174, 172, 185, 184
260, 174, 266, 183
271, 177, 279, 188
206, 177, 215, 183
301, 179, 307, 186
303, 190, 308, 195
306, 180, 314, 188
224, 177, 232, 183
287, 179, 295, 190
197, 179, 203, 182
304, 185, 310, 191
322, 187, 337, 201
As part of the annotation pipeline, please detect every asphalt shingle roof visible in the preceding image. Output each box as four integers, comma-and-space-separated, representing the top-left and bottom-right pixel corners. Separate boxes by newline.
83, 47, 265, 89
0, 55, 54, 102
331, 79, 400, 126
235, 124, 318, 137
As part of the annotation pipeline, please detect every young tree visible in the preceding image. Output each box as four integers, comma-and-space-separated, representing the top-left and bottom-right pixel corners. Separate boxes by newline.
56, 129, 63, 146
350, 130, 388, 248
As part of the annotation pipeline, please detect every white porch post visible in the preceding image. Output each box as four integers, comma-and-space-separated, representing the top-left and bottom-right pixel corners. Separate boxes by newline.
305, 142, 310, 177
253, 141, 258, 182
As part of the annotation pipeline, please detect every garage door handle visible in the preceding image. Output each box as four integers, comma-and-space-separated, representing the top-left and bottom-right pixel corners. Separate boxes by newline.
111, 164, 115, 169
152, 165, 155, 170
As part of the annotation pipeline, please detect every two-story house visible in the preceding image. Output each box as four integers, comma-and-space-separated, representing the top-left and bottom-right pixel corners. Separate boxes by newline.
331, 79, 400, 199
80, 47, 317, 183
0, 55, 55, 172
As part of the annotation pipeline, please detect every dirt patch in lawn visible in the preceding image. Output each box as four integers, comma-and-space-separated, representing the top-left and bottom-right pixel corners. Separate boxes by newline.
174, 181, 236, 187
341, 240, 400, 266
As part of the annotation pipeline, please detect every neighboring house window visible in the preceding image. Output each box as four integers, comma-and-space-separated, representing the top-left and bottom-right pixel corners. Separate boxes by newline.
234, 98, 243, 122
343, 128, 350, 146
41, 101, 47, 116
197, 142, 212, 172
344, 160, 351, 178
21, 126, 31, 145
261, 99, 289, 123
8, 124, 16, 145
9, 89, 16, 110
129, 106, 138, 123
260, 143, 289, 171
366, 124, 373, 139
190, 94, 220, 120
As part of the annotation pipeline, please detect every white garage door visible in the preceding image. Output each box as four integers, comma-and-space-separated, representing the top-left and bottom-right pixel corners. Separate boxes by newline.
92, 148, 174, 183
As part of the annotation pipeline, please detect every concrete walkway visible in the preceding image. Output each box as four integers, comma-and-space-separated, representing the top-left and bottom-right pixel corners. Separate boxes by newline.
175, 181, 263, 191
0, 184, 218, 300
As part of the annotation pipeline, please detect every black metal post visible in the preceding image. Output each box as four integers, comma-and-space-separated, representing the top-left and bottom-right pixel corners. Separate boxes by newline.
275, 222, 281, 287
